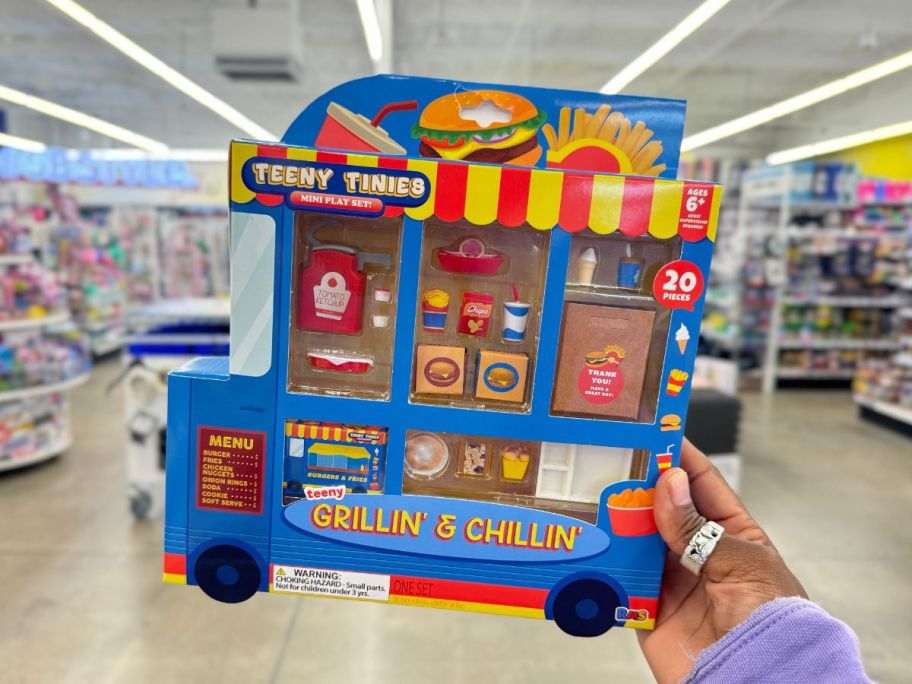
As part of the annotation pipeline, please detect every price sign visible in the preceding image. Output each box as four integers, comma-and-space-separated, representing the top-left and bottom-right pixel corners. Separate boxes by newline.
653, 260, 704, 311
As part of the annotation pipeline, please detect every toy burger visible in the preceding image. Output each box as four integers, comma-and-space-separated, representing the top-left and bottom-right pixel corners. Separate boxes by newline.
607, 487, 657, 537
413, 90, 545, 165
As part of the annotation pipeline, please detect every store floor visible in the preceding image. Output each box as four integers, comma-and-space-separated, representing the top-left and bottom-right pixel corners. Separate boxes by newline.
1, 361, 910, 684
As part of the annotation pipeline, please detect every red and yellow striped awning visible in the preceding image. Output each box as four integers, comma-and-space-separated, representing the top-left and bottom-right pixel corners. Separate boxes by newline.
285, 420, 387, 445
231, 141, 721, 241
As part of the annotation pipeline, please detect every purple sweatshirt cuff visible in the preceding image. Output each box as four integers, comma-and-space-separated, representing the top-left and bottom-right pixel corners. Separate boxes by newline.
683, 597, 871, 683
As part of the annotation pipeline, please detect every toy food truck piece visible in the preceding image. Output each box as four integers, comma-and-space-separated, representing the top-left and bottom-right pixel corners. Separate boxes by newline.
283, 421, 386, 501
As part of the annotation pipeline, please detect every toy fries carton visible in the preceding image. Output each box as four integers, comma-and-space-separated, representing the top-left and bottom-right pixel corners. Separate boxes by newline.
164, 75, 721, 638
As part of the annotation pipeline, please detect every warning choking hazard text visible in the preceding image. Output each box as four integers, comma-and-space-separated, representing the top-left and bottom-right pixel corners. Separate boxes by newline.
196, 426, 266, 513
272, 565, 390, 601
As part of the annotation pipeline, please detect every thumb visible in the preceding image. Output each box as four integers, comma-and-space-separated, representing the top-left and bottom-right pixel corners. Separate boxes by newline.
653, 468, 707, 556
654, 468, 762, 582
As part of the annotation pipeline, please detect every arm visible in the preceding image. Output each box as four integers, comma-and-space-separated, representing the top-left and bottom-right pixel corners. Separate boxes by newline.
639, 440, 871, 683
684, 597, 870, 684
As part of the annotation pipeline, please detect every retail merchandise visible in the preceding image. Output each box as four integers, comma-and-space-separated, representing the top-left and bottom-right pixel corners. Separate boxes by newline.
701, 164, 909, 390
163, 75, 722, 638
0, 224, 90, 472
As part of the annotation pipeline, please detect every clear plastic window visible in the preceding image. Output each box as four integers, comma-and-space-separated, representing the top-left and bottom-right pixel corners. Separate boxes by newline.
401, 428, 650, 523
409, 218, 549, 413
287, 212, 402, 399
552, 233, 682, 423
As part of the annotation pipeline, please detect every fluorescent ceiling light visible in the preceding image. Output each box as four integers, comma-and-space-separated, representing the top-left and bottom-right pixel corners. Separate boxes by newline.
44, 0, 277, 141
0, 132, 48, 153
767, 119, 912, 165
85, 148, 229, 162
601, 0, 731, 94
0, 83, 167, 152
356, 0, 383, 62
684, 48, 912, 151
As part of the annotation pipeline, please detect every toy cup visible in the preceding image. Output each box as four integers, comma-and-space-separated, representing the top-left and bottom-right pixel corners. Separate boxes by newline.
617, 257, 642, 289
422, 289, 449, 332
502, 301, 530, 342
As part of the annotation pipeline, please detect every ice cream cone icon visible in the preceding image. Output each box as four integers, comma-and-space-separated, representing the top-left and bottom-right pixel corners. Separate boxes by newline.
675, 323, 690, 354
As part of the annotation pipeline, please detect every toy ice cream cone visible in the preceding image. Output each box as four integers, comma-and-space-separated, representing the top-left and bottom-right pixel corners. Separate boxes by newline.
576, 247, 597, 285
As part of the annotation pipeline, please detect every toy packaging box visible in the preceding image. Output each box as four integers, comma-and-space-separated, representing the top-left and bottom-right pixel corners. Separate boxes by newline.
163, 74, 722, 637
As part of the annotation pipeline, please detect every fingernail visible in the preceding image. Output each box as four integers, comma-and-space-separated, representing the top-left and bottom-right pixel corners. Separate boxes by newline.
668, 470, 691, 508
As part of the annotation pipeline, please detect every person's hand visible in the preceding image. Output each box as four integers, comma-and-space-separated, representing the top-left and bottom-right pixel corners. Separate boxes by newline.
637, 439, 806, 683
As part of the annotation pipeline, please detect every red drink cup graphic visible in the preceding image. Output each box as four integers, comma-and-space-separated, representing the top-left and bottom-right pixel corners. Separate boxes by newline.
315, 101, 414, 154
656, 449, 673, 472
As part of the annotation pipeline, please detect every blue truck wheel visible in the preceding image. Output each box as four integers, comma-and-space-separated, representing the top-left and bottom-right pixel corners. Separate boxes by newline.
551, 578, 621, 637
195, 545, 261, 603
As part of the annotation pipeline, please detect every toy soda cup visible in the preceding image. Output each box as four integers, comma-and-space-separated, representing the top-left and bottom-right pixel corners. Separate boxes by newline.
422, 289, 449, 332
502, 301, 530, 342
617, 257, 642, 288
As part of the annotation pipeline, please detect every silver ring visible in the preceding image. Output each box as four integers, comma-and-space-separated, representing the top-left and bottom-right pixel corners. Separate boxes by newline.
680, 521, 724, 575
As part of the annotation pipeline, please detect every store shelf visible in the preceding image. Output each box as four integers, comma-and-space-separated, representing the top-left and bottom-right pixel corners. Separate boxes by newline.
778, 338, 900, 350
0, 253, 32, 266
0, 373, 90, 403
776, 369, 856, 379
0, 434, 72, 473
782, 296, 905, 308
855, 395, 912, 427
0, 311, 71, 332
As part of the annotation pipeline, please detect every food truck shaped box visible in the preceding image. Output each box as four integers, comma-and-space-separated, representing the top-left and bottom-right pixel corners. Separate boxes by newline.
164, 75, 721, 637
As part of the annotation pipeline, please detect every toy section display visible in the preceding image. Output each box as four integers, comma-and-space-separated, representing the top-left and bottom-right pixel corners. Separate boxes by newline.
851, 179, 912, 431
1, 202, 91, 471
702, 164, 909, 391
163, 75, 721, 639
158, 210, 229, 299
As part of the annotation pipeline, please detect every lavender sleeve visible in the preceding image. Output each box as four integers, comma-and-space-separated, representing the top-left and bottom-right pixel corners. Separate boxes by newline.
683, 597, 871, 683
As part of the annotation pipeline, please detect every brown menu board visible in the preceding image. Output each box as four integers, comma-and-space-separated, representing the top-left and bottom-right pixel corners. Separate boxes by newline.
552, 303, 656, 420
197, 426, 266, 513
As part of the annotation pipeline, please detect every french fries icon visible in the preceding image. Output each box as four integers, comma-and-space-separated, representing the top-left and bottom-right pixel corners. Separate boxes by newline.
542, 105, 666, 176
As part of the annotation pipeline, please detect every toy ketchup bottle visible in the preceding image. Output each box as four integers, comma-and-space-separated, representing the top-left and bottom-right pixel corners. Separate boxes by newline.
297, 232, 390, 335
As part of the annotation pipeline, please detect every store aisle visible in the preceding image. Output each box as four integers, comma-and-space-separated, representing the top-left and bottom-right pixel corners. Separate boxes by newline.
0, 361, 909, 684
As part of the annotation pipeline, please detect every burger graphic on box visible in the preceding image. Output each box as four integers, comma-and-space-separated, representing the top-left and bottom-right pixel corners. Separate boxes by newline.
412, 90, 546, 166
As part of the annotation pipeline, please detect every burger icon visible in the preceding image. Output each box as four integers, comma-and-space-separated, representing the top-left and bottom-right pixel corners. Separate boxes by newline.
412, 90, 546, 166
484, 364, 519, 392
585, 344, 626, 368
424, 358, 460, 387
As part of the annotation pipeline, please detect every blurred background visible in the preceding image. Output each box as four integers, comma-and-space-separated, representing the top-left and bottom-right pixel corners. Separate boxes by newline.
1, 1, 911, 683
